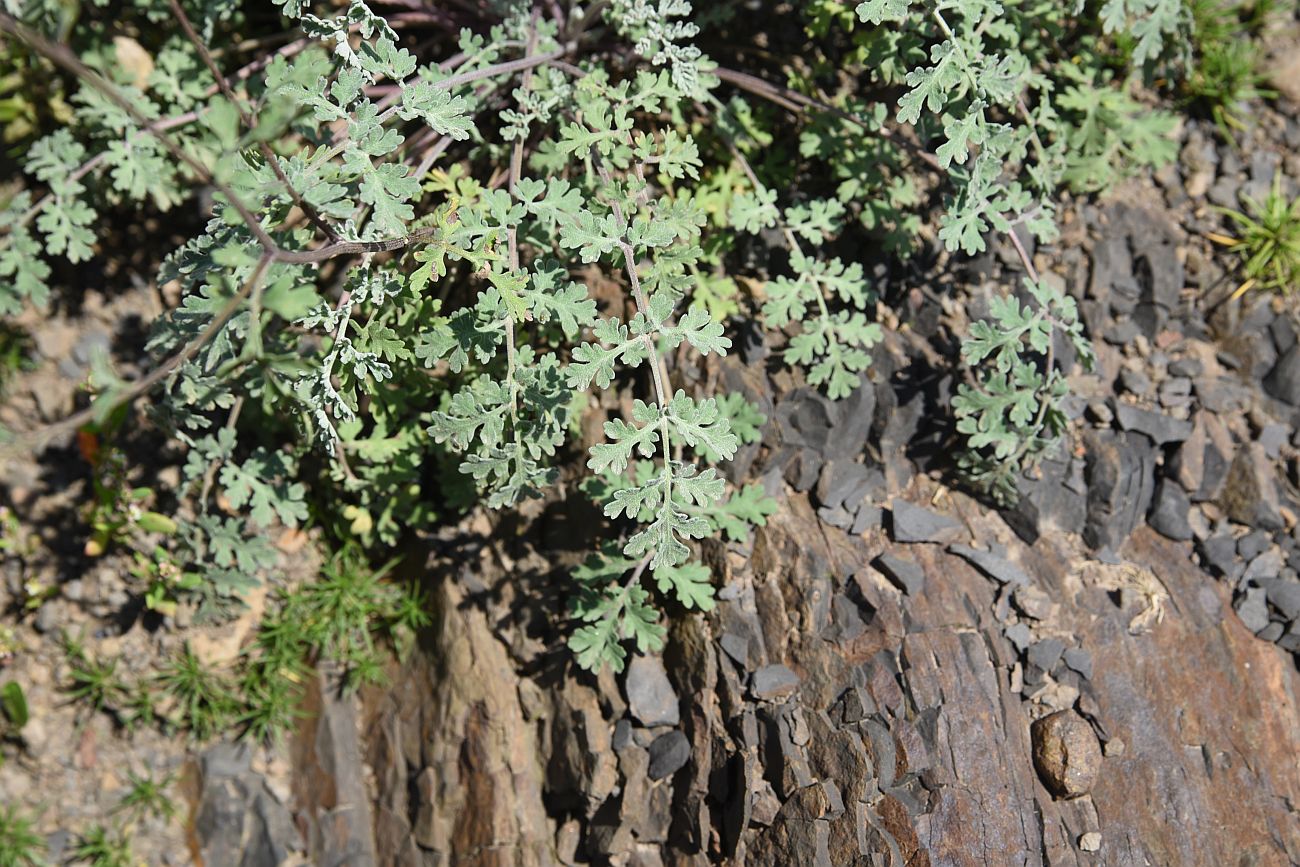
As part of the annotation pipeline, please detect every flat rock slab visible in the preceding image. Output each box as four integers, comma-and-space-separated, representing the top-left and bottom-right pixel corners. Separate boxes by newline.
872, 554, 925, 596
948, 544, 1033, 586
751, 664, 801, 701
890, 499, 963, 544
625, 655, 680, 728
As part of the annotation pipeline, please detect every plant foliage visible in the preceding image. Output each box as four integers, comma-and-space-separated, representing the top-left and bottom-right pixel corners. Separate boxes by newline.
0, 0, 1196, 672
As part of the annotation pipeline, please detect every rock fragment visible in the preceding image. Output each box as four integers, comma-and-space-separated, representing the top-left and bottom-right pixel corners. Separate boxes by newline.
1197, 531, 1240, 580
647, 731, 690, 780
625, 656, 680, 728
890, 499, 963, 544
948, 544, 1032, 586
1013, 584, 1057, 621
1062, 647, 1094, 680
872, 554, 925, 597
1265, 580, 1300, 621
1235, 588, 1270, 634
751, 664, 801, 701
1114, 402, 1193, 445
1083, 430, 1156, 551
1028, 638, 1066, 672
1149, 479, 1193, 541
1219, 444, 1284, 531
1264, 344, 1300, 406
1032, 710, 1103, 798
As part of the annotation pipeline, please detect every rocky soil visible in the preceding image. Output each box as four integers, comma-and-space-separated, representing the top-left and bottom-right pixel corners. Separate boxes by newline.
2, 46, 1300, 867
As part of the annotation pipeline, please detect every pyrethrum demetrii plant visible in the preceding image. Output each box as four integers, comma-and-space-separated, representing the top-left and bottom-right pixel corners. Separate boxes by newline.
0, 0, 1190, 672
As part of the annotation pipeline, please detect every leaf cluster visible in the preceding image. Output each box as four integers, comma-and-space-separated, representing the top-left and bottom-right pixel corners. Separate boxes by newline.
0, 0, 1213, 673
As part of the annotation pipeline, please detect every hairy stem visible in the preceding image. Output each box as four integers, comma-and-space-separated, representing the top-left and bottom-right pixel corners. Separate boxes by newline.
167, 0, 340, 242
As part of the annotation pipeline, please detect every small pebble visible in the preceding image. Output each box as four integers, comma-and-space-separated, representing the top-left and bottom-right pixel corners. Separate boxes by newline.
1118, 368, 1152, 397
1085, 400, 1113, 425
1079, 832, 1102, 852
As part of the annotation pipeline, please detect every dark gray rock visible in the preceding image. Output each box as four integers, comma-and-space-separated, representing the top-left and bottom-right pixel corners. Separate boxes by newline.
1063, 647, 1094, 680
1264, 345, 1300, 406
872, 554, 925, 597
1208, 175, 1242, 209
625, 655, 680, 728
1237, 531, 1271, 562
647, 731, 691, 780
815, 461, 880, 512
1149, 479, 1193, 541
1159, 377, 1194, 409
1270, 315, 1297, 355
1258, 423, 1290, 460
1265, 581, 1300, 621
194, 743, 300, 867
43, 831, 71, 865
1198, 531, 1242, 580
890, 499, 963, 544
830, 593, 869, 644
776, 389, 835, 453
1169, 357, 1204, 378
1278, 623, 1300, 654
1258, 621, 1285, 642
817, 505, 855, 530
1086, 204, 1190, 337
1084, 430, 1157, 551
776, 383, 875, 463
760, 707, 815, 796
1199, 375, 1252, 414
751, 664, 801, 701
1005, 622, 1032, 652
719, 633, 751, 669
850, 504, 882, 535
834, 686, 876, 724
1114, 402, 1193, 445
1242, 553, 1284, 596
613, 718, 634, 751
1104, 320, 1142, 345
784, 448, 824, 492
33, 601, 59, 633
1028, 638, 1066, 672
1243, 151, 1279, 202
948, 544, 1032, 586
1236, 588, 1271, 634
1001, 455, 1088, 544
1090, 234, 1132, 301
718, 602, 766, 672
1118, 368, 1153, 397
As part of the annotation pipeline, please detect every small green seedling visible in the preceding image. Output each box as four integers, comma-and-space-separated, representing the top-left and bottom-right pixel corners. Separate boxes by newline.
1210, 173, 1300, 299
114, 769, 177, 824
130, 547, 201, 618
0, 805, 43, 867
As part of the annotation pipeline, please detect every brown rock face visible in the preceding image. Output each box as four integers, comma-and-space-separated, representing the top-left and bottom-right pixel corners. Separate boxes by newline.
1218, 442, 1284, 530
341, 486, 1300, 867
1032, 711, 1102, 798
